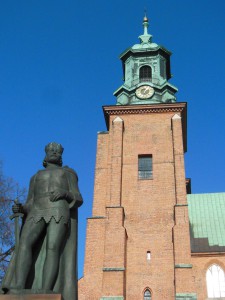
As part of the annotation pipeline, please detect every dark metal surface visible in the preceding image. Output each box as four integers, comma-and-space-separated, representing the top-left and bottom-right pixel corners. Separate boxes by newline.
1, 143, 83, 300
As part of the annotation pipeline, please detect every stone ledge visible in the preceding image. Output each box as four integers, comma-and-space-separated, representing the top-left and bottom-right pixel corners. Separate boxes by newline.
175, 264, 193, 268
98, 131, 109, 134
100, 297, 124, 300
87, 216, 106, 219
106, 206, 123, 209
102, 268, 125, 272
176, 293, 197, 300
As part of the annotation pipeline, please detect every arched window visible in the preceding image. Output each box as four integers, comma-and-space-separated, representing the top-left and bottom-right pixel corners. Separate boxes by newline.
144, 289, 152, 300
139, 66, 152, 82
206, 264, 225, 298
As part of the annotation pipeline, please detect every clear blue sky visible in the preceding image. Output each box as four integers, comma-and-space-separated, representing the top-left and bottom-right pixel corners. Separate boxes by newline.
0, 0, 224, 278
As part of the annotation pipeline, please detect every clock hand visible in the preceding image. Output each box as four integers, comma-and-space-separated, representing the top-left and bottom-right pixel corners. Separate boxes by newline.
143, 88, 149, 95
141, 88, 147, 95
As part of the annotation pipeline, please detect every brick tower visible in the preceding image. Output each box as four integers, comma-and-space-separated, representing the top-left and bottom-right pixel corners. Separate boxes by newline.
79, 15, 196, 300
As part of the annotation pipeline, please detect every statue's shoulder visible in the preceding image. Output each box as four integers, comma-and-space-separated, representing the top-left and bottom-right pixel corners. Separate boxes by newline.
30, 169, 45, 181
28, 171, 42, 185
31, 169, 47, 179
63, 166, 78, 177
35, 169, 47, 176
36, 168, 47, 173
30, 172, 39, 182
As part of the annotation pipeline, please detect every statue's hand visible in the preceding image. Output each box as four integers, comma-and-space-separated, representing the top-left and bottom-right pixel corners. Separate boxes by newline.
12, 202, 23, 214
49, 191, 67, 202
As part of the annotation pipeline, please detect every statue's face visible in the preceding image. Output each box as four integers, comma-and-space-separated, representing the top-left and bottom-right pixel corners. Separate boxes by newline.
45, 146, 62, 164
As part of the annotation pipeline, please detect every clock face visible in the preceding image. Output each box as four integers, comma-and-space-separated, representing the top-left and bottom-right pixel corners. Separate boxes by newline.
136, 85, 154, 99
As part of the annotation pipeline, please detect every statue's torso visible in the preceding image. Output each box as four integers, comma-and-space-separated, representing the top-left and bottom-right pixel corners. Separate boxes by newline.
27, 167, 71, 223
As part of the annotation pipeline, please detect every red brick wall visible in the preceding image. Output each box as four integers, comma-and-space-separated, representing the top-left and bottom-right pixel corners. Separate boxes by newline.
79, 104, 205, 300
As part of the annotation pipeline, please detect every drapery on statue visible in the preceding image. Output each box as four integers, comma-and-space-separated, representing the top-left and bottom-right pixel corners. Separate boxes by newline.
1, 142, 83, 300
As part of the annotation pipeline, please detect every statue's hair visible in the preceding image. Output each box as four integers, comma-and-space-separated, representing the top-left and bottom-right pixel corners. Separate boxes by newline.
45, 142, 64, 154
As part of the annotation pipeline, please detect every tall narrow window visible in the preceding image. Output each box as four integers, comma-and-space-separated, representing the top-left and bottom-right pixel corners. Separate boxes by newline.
138, 155, 153, 179
206, 264, 225, 298
147, 251, 151, 261
160, 58, 166, 79
144, 289, 152, 300
139, 66, 152, 82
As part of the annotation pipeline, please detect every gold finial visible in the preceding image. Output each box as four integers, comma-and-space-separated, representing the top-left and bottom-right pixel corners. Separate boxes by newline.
143, 8, 148, 22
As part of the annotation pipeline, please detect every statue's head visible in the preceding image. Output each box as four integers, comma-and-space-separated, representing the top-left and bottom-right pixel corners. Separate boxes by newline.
43, 142, 64, 168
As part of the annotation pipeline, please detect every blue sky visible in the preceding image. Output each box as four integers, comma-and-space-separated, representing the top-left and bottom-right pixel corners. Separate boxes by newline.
0, 0, 224, 278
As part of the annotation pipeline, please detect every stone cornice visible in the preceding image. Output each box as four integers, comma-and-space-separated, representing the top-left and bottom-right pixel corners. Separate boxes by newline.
103, 102, 186, 117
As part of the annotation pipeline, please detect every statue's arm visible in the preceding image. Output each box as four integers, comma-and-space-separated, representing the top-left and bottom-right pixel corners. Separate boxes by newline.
64, 167, 83, 208
23, 175, 35, 215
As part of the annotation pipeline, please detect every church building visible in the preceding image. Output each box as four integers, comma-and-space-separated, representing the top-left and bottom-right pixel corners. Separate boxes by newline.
78, 15, 225, 300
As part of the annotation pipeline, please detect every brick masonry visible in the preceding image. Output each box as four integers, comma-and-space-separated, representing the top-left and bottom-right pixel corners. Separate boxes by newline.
78, 103, 225, 300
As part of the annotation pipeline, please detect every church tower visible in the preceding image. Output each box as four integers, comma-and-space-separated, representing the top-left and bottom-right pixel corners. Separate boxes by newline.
79, 16, 196, 300
114, 15, 177, 106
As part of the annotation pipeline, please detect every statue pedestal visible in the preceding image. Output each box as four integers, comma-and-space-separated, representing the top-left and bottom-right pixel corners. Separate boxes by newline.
0, 295, 62, 300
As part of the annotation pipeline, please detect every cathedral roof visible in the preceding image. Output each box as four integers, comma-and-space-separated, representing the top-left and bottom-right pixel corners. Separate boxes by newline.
188, 193, 225, 253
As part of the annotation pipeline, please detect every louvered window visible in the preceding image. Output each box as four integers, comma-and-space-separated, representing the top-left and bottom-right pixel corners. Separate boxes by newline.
138, 155, 153, 179
160, 58, 166, 78
139, 66, 152, 82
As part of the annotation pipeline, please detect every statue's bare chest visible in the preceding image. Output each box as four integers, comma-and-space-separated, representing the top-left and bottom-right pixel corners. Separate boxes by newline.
34, 168, 69, 194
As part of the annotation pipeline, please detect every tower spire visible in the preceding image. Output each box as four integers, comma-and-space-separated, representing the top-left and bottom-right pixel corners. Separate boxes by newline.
139, 12, 152, 44
143, 9, 148, 35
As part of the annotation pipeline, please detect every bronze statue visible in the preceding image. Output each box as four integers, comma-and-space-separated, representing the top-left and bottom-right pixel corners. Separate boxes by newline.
1, 142, 83, 300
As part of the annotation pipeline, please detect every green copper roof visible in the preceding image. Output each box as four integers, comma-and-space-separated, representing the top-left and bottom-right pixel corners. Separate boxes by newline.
187, 193, 225, 253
